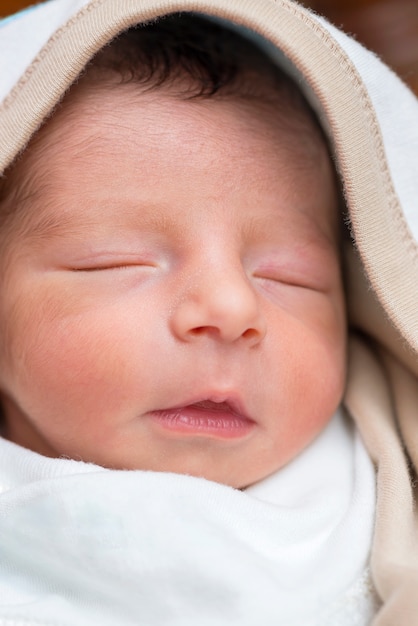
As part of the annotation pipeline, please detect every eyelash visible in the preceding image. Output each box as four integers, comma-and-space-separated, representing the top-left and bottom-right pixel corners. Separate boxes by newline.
72, 265, 130, 272
71, 262, 155, 272
254, 273, 316, 292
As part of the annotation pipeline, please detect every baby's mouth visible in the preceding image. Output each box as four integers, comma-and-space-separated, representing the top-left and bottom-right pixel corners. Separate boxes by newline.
148, 398, 255, 439
192, 399, 236, 412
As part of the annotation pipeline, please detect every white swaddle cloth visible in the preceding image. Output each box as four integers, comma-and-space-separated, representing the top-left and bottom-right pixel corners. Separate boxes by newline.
0, 408, 378, 625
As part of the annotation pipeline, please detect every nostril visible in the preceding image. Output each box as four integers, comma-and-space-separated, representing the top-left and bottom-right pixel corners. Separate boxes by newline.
242, 328, 261, 342
188, 326, 262, 342
190, 326, 208, 336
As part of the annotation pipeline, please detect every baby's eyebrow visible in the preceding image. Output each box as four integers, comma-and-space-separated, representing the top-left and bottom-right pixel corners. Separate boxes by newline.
241, 210, 338, 252
15, 196, 177, 245
13, 208, 80, 245
240, 215, 272, 241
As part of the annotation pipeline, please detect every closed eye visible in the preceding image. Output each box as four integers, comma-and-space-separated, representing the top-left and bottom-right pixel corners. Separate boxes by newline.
71, 262, 155, 272
255, 273, 307, 286
254, 273, 324, 293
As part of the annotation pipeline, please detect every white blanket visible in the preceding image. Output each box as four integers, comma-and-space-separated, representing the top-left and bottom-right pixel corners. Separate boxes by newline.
0, 409, 378, 625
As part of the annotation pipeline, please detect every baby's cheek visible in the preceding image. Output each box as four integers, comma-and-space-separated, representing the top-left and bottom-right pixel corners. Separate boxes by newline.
4, 303, 154, 427
262, 305, 346, 451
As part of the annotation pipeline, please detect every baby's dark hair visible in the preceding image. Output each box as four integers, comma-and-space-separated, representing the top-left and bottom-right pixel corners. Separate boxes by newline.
89, 13, 250, 96
83, 12, 312, 108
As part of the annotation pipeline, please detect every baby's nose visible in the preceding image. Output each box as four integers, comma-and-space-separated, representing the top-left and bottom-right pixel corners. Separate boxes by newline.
170, 265, 267, 346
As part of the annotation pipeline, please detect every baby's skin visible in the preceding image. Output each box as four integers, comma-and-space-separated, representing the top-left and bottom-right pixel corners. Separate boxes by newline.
0, 79, 346, 488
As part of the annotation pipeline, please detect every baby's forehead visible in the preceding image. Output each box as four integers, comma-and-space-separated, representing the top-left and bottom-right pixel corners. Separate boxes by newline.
34, 88, 332, 196
1, 10, 333, 209
0, 18, 339, 250
10, 70, 327, 178
0, 83, 339, 262
0, 10, 342, 254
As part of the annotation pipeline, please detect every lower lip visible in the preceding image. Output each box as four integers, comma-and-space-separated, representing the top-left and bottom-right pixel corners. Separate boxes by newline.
148, 406, 255, 439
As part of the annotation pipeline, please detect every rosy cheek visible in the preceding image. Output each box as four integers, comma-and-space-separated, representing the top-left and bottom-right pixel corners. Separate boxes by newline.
7, 303, 156, 423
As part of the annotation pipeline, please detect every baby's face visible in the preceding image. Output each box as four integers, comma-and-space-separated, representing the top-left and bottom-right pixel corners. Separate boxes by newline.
0, 83, 346, 488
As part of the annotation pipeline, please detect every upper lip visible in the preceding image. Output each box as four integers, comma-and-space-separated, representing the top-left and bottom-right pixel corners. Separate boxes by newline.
154, 393, 254, 421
